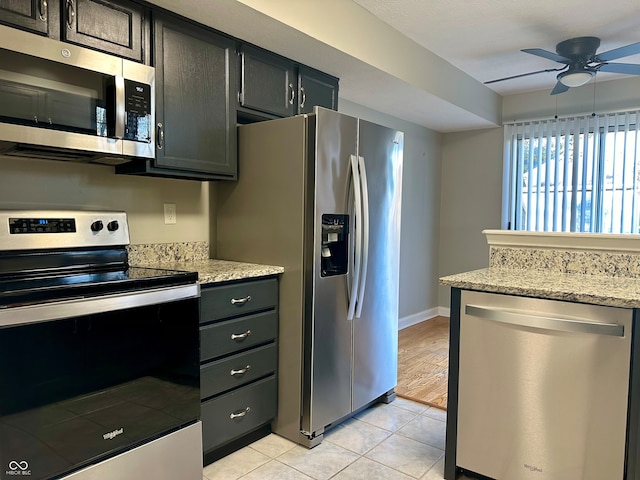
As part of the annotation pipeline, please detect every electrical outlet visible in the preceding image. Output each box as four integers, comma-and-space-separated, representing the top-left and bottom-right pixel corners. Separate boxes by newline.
164, 203, 177, 224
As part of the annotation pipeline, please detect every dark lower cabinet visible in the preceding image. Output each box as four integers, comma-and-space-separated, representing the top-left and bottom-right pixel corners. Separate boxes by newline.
200, 278, 279, 459
118, 12, 237, 180
201, 376, 277, 452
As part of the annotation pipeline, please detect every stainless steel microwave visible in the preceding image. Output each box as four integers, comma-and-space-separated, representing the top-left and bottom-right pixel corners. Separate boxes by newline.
0, 24, 154, 164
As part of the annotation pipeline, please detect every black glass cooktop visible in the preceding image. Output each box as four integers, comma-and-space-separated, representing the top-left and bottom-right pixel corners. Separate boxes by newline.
0, 266, 198, 308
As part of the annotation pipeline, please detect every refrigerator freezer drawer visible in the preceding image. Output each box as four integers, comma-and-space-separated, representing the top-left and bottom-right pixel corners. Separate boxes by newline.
457, 290, 632, 480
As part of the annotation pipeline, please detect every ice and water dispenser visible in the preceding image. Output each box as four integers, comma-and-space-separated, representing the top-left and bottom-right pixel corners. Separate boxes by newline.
321, 214, 349, 277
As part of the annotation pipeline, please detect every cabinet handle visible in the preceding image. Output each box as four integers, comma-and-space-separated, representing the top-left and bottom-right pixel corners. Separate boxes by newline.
231, 329, 251, 341
156, 123, 164, 150
288, 83, 295, 105
230, 295, 251, 305
66, 0, 75, 30
300, 86, 306, 109
229, 407, 250, 419
230, 365, 251, 376
39, 0, 48, 21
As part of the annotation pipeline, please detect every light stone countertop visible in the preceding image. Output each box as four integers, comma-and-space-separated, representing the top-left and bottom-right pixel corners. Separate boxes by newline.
138, 259, 284, 285
440, 267, 640, 309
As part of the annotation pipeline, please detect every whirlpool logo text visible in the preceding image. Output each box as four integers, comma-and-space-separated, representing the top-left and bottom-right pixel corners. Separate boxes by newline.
5, 460, 31, 476
103, 427, 124, 440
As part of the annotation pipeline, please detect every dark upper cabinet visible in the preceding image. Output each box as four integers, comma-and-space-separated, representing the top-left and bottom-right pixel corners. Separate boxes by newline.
239, 44, 297, 118
118, 12, 237, 180
0, 0, 147, 62
238, 45, 338, 121
0, 0, 60, 37
62, 0, 146, 62
298, 66, 339, 114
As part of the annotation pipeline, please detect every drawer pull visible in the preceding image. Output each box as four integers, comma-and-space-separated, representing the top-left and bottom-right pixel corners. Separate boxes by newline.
231, 330, 251, 341
230, 365, 251, 376
230, 295, 252, 305
229, 407, 250, 419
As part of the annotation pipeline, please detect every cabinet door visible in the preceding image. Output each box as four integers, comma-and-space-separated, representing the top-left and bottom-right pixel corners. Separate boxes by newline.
298, 66, 339, 114
62, 0, 144, 62
153, 13, 237, 177
240, 45, 296, 118
0, 0, 59, 37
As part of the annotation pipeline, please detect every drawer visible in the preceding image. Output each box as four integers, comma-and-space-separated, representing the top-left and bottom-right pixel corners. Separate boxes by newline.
201, 278, 278, 323
200, 310, 277, 361
201, 343, 277, 399
201, 375, 277, 452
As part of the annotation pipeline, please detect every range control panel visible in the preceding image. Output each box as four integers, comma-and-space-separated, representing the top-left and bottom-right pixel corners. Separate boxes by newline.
9, 218, 77, 234
0, 211, 129, 251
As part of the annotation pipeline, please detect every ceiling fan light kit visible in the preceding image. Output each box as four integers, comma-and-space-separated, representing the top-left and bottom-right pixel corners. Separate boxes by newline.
558, 70, 595, 87
485, 36, 640, 95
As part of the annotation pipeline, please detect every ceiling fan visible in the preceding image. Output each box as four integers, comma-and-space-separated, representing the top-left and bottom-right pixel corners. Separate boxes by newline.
486, 36, 640, 95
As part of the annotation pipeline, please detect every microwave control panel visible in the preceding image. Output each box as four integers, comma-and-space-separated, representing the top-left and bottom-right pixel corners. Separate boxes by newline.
124, 80, 151, 143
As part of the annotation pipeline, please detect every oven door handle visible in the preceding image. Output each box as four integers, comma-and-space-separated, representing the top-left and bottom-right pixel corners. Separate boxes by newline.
0, 284, 200, 327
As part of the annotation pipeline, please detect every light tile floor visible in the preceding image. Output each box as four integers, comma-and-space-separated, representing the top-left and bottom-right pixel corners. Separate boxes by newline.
202, 397, 474, 480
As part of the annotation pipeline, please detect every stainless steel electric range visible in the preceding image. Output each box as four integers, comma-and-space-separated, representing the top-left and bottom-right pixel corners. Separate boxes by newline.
0, 210, 202, 480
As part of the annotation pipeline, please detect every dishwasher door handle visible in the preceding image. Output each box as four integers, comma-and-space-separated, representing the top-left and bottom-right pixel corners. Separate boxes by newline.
465, 304, 625, 337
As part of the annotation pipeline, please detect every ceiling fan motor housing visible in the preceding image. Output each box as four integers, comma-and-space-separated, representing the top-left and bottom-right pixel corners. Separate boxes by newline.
556, 36, 601, 62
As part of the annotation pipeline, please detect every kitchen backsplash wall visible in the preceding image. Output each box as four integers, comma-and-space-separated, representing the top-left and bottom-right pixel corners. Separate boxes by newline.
490, 246, 640, 278
486, 230, 640, 278
128, 241, 210, 265
0, 155, 211, 245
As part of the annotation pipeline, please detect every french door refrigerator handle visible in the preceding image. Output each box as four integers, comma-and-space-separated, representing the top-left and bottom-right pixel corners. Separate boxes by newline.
347, 154, 362, 321
355, 155, 369, 318
465, 304, 625, 337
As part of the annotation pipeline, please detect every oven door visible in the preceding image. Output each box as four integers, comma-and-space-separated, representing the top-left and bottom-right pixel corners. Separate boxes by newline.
0, 284, 200, 480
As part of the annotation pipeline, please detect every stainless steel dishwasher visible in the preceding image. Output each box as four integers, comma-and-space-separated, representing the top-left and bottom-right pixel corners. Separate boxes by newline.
457, 290, 632, 480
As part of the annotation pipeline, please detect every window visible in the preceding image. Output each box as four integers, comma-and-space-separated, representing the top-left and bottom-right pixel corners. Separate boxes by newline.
503, 111, 640, 233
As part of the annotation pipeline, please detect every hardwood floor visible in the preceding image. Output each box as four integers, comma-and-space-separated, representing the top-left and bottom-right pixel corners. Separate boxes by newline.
396, 316, 449, 410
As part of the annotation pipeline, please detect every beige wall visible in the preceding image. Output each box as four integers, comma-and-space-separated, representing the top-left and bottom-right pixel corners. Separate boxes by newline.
0, 156, 210, 245
438, 128, 503, 307
438, 76, 640, 309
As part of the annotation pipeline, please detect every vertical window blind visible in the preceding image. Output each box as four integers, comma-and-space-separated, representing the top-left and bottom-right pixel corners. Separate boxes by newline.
503, 110, 640, 233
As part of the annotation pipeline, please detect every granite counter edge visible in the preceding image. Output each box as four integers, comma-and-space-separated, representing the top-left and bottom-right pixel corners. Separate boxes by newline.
440, 268, 640, 309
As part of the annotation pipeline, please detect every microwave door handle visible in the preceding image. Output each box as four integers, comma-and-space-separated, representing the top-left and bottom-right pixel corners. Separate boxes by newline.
114, 76, 125, 139
347, 154, 362, 321
355, 155, 369, 319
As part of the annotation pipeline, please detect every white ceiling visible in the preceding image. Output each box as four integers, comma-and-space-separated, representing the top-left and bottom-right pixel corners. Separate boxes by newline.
352, 0, 640, 95
147, 0, 640, 132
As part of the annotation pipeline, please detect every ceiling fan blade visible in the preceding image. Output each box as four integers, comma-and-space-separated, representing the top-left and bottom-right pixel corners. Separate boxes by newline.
484, 67, 566, 85
596, 42, 640, 62
550, 81, 570, 95
598, 62, 640, 75
522, 48, 572, 64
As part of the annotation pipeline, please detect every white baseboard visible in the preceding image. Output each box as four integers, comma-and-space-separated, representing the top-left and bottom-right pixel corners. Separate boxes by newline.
398, 306, 450, 330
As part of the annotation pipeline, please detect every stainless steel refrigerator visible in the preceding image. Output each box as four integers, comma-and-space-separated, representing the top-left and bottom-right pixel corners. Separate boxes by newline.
216, 107, 403, 447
